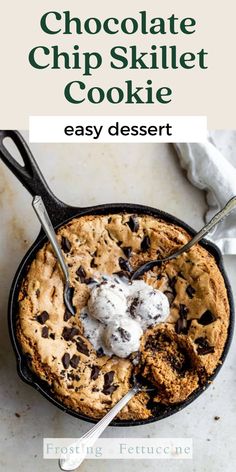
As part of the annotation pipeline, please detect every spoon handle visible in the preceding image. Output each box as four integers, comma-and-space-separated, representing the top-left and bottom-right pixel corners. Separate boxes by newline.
32, 195, 69, 284
169, 196, 236, 260
132, 196, 236, 279
59, 388, 136, 471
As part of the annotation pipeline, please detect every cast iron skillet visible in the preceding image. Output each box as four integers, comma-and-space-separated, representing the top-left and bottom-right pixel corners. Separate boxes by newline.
0, 130, 234, 426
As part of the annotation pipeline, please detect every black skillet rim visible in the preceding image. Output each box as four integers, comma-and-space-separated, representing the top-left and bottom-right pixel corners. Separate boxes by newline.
8, 203, 235, 427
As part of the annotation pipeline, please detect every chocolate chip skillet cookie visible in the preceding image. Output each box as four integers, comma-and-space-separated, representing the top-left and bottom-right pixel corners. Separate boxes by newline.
17, 213, 230, 421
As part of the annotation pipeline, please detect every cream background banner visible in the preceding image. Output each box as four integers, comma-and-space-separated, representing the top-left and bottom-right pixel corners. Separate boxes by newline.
0, 0, 235, 128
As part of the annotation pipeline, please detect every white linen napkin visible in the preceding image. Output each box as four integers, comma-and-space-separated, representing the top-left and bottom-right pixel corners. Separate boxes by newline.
174, 137, 236, 255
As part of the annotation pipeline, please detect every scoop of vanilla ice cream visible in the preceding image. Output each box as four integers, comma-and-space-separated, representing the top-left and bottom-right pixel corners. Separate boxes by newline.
80, 276, 170, 359
104, 316, 143, 358
129, 285, 170, 329
87, 279, 127, 323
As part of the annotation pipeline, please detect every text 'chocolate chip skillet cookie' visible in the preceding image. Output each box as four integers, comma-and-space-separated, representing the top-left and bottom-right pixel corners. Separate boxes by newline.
17, 213, 230, 421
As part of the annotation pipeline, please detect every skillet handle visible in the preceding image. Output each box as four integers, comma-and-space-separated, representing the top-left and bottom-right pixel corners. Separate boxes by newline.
0, 130, 70, 226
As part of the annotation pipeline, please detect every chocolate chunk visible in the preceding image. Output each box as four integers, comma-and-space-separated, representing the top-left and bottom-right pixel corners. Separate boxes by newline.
62, 353, 70, 369
130, 297, 139, 317
156, 274, 163, 280
76, 337, 89, 356
35, 289, 40, 298
103, 385, 117, 395
61, 236, 71, 253
76, 266, 86, 283
122, 246, 132, 258
127, 215, 139, 232
91, 365, 100, 380
70, 354, 80, 368
117, 327, 131, 342
102, 370, 116, 395
104, 371, 115, 386
62, 327, 79, 341
179, 304, 188, 319
175, 318, 188, 334
186, 285, 196, 299
195, 337, 215, 355
198, 345, 215, 355
169, 276, 177, 292
164, 290, 175, 305
198, 310, 216, 326
96, 347, 104, 357
119, 257, 131, 273
141, 235, 151, 252
64, 309, 72, 322
84, 277, 96, 285
165, 277, 176, 304
90, 258, 97, 268
50, 333, 55, 340
195, 337, 206, 345
76, 267, 95, 284
41, 326, 49, 338
36, 311, 49, 325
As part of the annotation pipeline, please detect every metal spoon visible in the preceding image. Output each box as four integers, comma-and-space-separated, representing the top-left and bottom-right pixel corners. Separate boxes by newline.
59, 382, 154, 471
32, 195, 75, 315
132, 196, 236, 280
